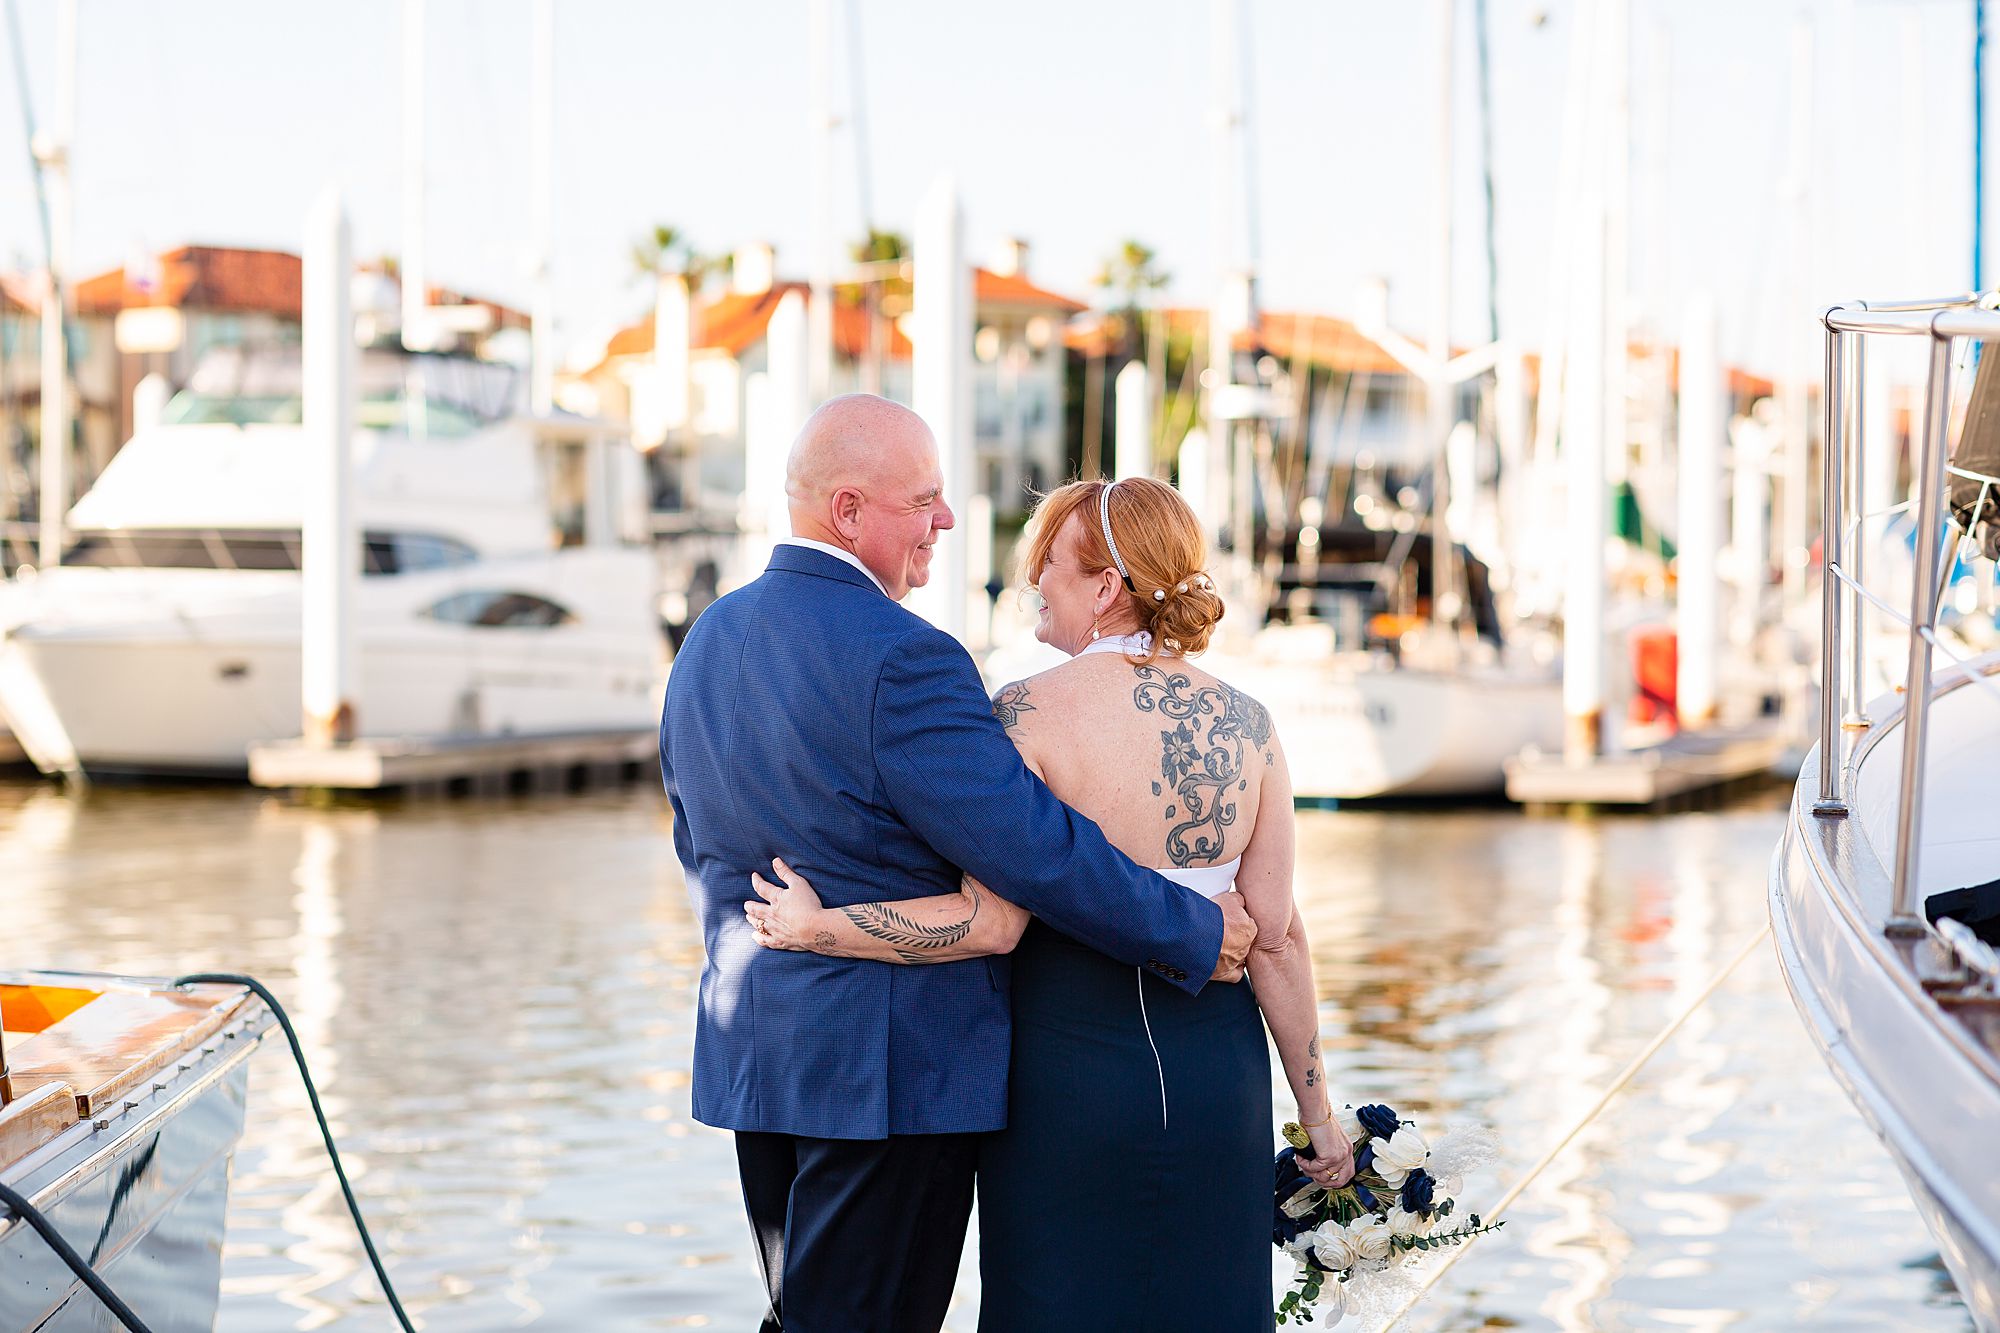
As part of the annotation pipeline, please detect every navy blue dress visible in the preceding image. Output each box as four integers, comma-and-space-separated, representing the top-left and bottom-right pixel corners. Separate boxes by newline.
977, 917, 1272, 1331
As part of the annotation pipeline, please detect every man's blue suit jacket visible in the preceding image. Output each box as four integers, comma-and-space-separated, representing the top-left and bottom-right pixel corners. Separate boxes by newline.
660, 544, 1227, 1139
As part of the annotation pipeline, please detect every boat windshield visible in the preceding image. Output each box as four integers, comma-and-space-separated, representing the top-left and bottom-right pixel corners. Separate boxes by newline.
162, 347, 518, 438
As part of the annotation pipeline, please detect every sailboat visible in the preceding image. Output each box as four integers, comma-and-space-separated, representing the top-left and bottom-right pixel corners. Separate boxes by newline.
1191, 0, 1561, 800
1772, 295, 2000, 1329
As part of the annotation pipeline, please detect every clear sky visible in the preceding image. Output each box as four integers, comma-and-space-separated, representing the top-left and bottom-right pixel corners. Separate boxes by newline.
0, 0, 1984, 378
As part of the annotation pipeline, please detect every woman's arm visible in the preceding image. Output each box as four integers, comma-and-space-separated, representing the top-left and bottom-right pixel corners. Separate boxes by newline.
745, 858, 1031, 964
1236, 737, 1355, 1188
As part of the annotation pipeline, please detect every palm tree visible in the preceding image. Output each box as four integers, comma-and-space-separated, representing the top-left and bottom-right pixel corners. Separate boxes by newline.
630, 224, 691, 280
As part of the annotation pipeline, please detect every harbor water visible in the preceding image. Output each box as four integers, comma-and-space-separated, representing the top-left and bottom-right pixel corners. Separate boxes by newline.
1, 778, 1969, 1330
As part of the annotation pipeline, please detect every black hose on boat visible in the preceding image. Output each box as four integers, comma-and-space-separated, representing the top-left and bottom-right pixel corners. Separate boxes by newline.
175, 972, 418, 1333
0, 1179, 158, 1333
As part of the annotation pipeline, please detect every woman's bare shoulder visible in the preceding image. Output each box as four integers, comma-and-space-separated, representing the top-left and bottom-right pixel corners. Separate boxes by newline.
988, 664, 1075, 738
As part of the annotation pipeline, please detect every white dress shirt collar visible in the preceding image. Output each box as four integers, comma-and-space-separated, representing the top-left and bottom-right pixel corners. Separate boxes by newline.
780, 538, 889, 596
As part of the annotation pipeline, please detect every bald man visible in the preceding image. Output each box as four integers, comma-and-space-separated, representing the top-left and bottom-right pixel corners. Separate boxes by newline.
660, 394, 1253, 1332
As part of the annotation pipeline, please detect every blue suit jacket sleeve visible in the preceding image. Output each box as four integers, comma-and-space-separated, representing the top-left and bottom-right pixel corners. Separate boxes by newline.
872, 622, 1224, 994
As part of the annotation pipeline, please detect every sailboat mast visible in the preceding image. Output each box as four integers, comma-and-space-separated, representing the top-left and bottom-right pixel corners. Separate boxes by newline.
530, 0, 555, 415
1429, 0, 1461, 636
37, 0, 75, 571
1978, 0, 1988, 289
807, 0, 836, 406
401, 0, 427, 352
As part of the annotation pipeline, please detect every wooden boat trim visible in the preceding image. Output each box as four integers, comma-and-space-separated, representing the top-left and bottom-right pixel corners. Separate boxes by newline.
0, 1084, 79, 1173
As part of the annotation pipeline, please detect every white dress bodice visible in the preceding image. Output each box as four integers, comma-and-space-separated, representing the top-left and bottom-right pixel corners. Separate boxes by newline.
1155, 859, 1241, 899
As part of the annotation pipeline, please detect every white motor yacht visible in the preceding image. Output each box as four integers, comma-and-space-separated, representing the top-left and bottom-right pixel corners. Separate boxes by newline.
0, 346, 664, 777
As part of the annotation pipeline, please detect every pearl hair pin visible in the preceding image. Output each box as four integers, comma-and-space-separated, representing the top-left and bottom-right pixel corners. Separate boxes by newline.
1153, 589, 1165, 601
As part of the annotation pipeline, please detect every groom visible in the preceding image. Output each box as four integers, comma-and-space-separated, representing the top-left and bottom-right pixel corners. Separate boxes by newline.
660, 394, 1255, 1332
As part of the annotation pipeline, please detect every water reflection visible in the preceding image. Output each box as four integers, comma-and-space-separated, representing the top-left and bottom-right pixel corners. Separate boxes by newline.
0, 781, 1968, 1330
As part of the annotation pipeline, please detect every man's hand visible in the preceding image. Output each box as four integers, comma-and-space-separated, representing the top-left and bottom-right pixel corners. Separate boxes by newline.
1209, 889, 1256, 982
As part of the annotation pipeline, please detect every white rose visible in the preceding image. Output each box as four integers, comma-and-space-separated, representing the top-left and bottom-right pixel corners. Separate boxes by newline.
1370, 1161, 1409, 1189
1384, 1205, 1433, 1239
1308, 1220, 1359, 1271
1334, 1104, 1364, 1144
1346, 1216, 1395, 1263
1373, 1125, 1429, 1179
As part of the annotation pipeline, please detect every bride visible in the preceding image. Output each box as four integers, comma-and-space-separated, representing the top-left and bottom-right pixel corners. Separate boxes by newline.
744, 476, 1352, 1329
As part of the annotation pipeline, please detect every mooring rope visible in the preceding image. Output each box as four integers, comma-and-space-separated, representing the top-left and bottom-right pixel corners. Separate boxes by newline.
1377, 922, 1773, 1331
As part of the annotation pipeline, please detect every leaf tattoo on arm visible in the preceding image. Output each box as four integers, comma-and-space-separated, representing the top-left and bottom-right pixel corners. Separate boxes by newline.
838, 883, 982, 965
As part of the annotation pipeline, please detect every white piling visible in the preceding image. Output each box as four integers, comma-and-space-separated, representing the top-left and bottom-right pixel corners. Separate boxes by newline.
132, 374, 170, 436
748, 290, 808, 568
1728, 410, 1772, 652
653, 271, 692, 439
302, 190, 358, 747
1115, 361, 1152, 482
912, 176, 972, 636
1562, 186, 1607, 763
967, 493, 995, 651
1861, 342, 1897, 519
1675, 292, 1724, 728
1179, 427, 1216, 545
1495, 346, 1530, 575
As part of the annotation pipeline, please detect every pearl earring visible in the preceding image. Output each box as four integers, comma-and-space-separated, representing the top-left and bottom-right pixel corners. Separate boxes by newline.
1090, 627, 1101, 641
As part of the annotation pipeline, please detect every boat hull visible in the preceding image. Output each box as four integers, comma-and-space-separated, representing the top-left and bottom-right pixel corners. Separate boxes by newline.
1216, 658, 1565, 798
0, 554, 662, 776
1770, 660, 2000, 1330
0, 975, 270, 1333
2, 1064, 248, 1332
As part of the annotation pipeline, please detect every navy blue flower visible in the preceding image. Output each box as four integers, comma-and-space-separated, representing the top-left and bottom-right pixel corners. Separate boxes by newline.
1274, 1146, 1302, 1190
1356, 1103, 1401, 1140
1352, 1142, 1375, 1177
1351, 1181, 1381, 1212
1399, 1168, 1435, 1217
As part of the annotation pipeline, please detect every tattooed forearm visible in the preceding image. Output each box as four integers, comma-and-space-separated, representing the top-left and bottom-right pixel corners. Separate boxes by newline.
838, 887, 981, 966
1304, 1035, 1321, 1085
991, 681, 1036, 736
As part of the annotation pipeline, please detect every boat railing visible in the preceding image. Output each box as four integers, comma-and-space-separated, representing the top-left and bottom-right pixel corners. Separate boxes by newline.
1816, 294, 2000, 939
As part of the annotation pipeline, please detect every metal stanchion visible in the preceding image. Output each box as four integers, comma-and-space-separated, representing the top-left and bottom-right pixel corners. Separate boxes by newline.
1814, 314, 1848, 816
1887, 321, 1956, 938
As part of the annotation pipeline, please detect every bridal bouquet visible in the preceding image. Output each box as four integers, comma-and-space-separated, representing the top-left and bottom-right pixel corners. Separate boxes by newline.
1272, 1103, 1502, 1326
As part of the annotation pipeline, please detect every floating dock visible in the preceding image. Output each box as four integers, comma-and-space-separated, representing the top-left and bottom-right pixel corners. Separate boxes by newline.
1503, 721, 1791, 809
248, 728, 656, 793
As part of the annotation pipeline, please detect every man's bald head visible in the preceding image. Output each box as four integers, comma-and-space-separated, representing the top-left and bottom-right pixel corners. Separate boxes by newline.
785, 394, 934, 506
783, 393, 954, 601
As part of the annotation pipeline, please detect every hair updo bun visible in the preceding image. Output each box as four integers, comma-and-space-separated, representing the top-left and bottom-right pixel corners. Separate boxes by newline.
1018, 476, 1225, 661
1145, 569, 1226, 656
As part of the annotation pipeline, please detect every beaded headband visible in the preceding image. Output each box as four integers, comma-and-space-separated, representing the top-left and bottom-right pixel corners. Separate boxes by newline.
1098, 482, 1136, 592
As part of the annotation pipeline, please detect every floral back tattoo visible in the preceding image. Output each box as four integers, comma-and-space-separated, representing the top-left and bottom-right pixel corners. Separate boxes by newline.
1132, 665, 1273, 867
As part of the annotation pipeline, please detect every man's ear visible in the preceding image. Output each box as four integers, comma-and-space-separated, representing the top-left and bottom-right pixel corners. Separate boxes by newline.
830, 485, 866, 539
